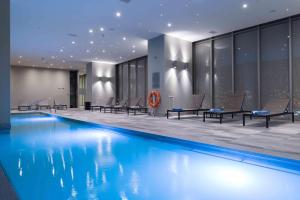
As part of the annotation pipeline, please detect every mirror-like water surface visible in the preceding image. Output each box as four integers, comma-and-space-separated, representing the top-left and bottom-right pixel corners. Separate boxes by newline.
0, 114, 299, 200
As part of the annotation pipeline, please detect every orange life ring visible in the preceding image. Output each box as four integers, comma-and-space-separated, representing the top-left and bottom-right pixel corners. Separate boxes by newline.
148, 91, 161, 108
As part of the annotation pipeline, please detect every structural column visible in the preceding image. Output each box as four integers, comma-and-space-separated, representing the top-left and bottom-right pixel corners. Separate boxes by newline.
148, 34, 193, 115
0, 0, 11, 130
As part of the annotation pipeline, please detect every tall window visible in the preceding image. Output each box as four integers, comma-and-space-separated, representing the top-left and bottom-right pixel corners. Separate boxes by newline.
293, 17, 300, 111
234, 29, 258, 110
129, 61, 137, 104
260, 20, 289, 107
122, 63, 129, 102
116, 57, 147, 106
213, 36, 233, 107
137, 58, 147, 105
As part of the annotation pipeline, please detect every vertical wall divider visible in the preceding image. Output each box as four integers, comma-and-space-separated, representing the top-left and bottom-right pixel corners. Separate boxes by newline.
210, 39, 215, 107
231, 33, 235, 95
288, 17, 293, 111
257, 26, 261, 109
135, 59, 138, 99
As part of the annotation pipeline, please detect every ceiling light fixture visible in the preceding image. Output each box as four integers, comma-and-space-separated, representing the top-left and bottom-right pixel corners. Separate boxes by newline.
167, 23, 172, 28
116, 11, 122, 17
122, 37, 127, 41
242, 3, 248, 8
90, 41, 94, 45
89, 29, 94, 33
70, 55, 74, 58
60, 49, 64, 52
71, 41, 76, 44
100, 27, 105, 32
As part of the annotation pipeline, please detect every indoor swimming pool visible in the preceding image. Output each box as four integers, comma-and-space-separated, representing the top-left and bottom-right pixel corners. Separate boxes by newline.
0, 113, 299, 200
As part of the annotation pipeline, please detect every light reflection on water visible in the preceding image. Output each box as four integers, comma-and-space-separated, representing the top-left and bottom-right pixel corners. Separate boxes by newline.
0, 114, 299, 200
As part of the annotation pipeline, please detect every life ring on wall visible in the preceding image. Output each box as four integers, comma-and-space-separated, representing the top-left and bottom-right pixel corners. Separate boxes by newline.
148, 91, 161, 108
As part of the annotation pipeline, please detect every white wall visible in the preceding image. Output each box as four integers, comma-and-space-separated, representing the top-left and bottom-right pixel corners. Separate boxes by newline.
86, 62, 115, 105
148, 34, 193, 114
11, 66, 70, 109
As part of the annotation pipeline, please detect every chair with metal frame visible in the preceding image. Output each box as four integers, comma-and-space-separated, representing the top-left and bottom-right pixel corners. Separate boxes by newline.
243, 98, 294, 128
203, 94, 248, 124
167, 94, 209, 120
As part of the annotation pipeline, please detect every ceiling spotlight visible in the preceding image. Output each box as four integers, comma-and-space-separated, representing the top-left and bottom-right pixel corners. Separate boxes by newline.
70, 55, 74, 58
90, 41, 94, 45
167, 23, 172, 27
119, 56, 123, 59
71, 41, 76, 45
242, 3, 248, 8
89, 29, 94, 33
132, 50, 136, 53
115, 11, 122, 17
122, 37, 127, 41
60, 49, 64, 52
100, 27, 104, 32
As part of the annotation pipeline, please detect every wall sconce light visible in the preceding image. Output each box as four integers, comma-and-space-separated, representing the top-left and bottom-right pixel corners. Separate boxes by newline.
98, 77, 113, 82
184, 63, 189, 70
172, 61, 177, 69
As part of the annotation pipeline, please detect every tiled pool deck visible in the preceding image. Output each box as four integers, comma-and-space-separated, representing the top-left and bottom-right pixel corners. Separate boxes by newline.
45, 108, 300, 161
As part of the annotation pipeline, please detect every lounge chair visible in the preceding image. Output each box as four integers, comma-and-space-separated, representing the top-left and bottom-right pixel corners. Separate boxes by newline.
38, 100, 51, 110
203, 94, 247, 124
109, 99, 128, 113
91, 97, 114, 112
167, 94, 209, 120
127, 97, 148, 115
243, 98, 294, 128
53, 100, 67, 110
18, 102, 31, 111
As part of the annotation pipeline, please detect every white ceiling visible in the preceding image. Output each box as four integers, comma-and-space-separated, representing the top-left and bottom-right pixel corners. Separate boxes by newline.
11, 0, 300, 70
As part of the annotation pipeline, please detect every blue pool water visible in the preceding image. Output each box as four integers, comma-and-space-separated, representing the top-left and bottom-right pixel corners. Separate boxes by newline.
0, 113, 300, 200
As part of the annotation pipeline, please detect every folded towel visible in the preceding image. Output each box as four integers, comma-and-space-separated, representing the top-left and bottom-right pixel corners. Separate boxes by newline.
252, 110, 270, 116
172, 108, 183, 112
209, 108, 224, 113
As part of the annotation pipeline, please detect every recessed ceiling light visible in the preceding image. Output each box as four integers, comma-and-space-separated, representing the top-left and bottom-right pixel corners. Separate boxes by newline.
90, 41, 94, 45
71, 41, 76, 45
70, 55, 74, 58
132, 45, 136, 48
100, 27, 104, 32
132, 50, 136, 53
119, 56, 123, 59
19, 56, 23, 59
60, 49, 64, 52
122, 37, 127, 41
167, 23, 172, 28
242, 3, 248, 8
89, 29, 94, 33
286, 8, 289, 11
102, 49, 106, 53
115, 11, 122, 17
86, 49, 90, 53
